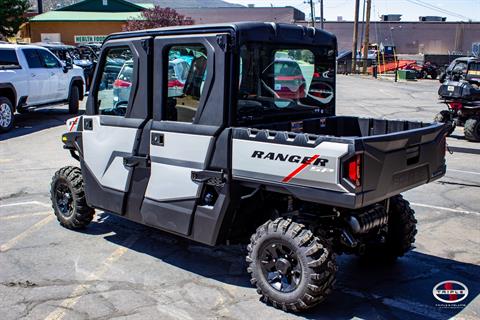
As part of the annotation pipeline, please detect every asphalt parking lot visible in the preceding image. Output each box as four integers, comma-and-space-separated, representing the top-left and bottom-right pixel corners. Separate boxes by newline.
0, 75, 479, 320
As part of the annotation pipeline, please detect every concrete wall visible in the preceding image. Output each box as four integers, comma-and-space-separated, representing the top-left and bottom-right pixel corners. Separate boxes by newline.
28, 22, 125, 44
301, 21, 480, 55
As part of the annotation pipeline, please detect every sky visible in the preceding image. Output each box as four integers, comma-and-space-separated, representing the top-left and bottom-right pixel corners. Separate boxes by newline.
224, 0, 480, 22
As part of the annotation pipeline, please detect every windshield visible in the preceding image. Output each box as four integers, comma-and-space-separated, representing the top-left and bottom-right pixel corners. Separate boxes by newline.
236, 43, 336, 125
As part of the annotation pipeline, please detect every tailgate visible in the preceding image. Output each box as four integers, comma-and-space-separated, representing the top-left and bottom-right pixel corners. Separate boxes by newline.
360, 120, 447, 206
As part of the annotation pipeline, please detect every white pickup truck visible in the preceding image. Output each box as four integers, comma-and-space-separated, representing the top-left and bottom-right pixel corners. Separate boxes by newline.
0, 43, 85, 132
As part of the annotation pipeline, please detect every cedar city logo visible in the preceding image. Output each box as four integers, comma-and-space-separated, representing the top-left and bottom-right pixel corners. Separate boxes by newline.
432, 281, 468, 304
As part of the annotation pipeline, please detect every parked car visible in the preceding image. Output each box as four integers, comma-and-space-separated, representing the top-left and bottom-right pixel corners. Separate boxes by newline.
402, 61, 439, 79
50, 22, 447, 312
112, 58, 190, 108
272, 59, 306, 99
36, 43, 96, 90
0, 43, 85, 132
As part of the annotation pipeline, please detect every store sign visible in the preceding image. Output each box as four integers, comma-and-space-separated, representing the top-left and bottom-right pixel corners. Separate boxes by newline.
74, 35, 107, 43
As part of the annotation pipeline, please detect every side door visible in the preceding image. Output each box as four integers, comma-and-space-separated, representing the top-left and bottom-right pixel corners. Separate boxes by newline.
82, 37, 151, 215
140, 34, 228, 236
21, 48, 50, 104
37, 49, 63, 101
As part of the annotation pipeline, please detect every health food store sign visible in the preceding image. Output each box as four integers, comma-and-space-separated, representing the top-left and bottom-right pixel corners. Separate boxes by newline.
74, 35, 107, 43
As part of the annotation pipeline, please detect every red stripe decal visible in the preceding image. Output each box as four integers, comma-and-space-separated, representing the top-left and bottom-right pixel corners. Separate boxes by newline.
69, 118, 78, 132
282, 154, 320, 183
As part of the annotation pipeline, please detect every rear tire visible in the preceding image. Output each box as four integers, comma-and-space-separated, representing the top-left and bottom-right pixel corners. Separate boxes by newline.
0, 96, 14, 133
68, 85, 80, 114
362, 195, 417, 261
51, 166, 94, 229
464, 117, 480, 142
434, 110, 455, 135
247, 218, 337, 312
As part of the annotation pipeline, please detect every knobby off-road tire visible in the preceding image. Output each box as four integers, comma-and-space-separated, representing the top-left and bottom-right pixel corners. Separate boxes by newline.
51, 166, 94, 229
0, 96, 14, 132
464, 117, 480, 142
363, 195, 417, 261
68, 85, 80, 114
434, 110, 455, 135
246, 218, 337, 312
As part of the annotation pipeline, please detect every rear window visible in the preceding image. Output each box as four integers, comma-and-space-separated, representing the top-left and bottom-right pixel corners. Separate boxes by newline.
0, 49, 20, 68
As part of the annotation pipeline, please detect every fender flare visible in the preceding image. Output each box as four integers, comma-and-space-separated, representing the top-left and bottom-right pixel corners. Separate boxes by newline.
68, 76, 85, 101
0, 83, 17, 110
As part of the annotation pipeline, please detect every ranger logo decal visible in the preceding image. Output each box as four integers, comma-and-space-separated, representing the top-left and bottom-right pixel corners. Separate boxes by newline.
251, 151, 329, 167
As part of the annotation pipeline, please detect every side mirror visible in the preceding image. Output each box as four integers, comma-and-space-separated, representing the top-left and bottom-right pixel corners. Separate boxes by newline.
63, 59, 73, 73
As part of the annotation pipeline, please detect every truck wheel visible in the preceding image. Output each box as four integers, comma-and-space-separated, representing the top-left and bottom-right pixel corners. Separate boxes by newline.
363, 195, 417, 260
464, 117, 480, 142
50, 166, 94, 229
246, 218, 337, 312
434, 110, 455, 135
0, 97, 14, 133
68, 85, 80, 114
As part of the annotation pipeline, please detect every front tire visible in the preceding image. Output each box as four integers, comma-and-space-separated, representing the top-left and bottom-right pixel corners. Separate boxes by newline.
0, 97, 14, 132
363, 195, 417, 260
247, 218, 337, 312
68, 85, 80, 114
51, 166, 94, 229
464, 117, 480, 142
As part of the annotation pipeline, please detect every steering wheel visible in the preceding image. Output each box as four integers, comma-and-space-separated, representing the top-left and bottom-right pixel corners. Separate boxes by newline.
112, 101, 128, 116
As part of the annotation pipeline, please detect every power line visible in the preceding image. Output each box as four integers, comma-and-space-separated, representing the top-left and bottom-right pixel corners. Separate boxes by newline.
403, 0, 472, 21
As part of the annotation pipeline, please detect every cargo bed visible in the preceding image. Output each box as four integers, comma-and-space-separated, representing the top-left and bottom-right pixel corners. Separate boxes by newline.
232, 116, 447, 209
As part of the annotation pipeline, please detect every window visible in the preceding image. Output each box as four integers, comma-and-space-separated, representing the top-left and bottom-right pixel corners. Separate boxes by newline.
237, 44, 335, 124
22, 49, 43, 68
96, 47, 133, 116
165, 44, 208, 123
38, 50, 61, 68
0, 49, 20, 68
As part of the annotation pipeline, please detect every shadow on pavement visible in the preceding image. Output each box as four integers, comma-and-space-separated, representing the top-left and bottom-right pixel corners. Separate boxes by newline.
0, 107, 81, 141
83, 212, 479, 320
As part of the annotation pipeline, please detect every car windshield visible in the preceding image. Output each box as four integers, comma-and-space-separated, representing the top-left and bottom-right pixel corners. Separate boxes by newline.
237, 43, 336, 124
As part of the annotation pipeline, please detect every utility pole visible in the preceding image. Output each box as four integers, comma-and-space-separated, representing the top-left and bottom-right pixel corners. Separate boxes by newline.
351, 0, 360, 73
309, 0, 315, 27
320, 0, 324, 29
362, 0, 372, 74
37, 0, 43, 14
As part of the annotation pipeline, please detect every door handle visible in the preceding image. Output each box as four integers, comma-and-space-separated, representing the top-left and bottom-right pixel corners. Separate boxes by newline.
31, 73, 36, 77
151, 133, 164, 146
50, 72, 55, 76
84, 118, 93, 130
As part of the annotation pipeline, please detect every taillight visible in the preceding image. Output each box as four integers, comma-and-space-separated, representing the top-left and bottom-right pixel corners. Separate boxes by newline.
346, 154, 362, 187
168, 79, 185, 88
113, 79, 132, 88
448, 101, 462, 110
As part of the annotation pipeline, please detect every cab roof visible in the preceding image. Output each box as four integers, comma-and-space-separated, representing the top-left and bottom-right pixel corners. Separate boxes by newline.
106, 22, 337, 49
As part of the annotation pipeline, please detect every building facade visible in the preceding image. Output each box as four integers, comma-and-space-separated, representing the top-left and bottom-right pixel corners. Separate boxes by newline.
25, 0, 304, 45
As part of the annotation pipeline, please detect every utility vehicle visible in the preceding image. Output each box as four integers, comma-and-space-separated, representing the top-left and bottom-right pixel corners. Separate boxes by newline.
435, 57, 480, 141
50, 22, 447, 312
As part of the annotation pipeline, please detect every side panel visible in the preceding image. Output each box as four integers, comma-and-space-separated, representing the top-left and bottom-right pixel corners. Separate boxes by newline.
82, 116, 139, 192
232, 139, 349, 192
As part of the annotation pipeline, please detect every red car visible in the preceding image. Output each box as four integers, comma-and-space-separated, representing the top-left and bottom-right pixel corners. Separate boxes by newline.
273, 59, 306, 99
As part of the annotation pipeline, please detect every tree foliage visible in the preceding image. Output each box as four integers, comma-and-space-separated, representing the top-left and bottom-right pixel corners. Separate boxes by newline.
123, 6, 193, 32
0, 0, 30, 38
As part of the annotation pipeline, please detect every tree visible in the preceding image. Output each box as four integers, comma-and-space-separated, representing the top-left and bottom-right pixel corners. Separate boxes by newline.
123, 6, 193, 32
0, 0, 30, 38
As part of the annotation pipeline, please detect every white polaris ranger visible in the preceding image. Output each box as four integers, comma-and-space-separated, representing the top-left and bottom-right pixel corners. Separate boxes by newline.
50, 23, 447, 312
